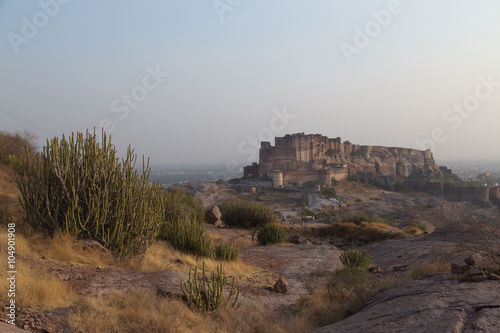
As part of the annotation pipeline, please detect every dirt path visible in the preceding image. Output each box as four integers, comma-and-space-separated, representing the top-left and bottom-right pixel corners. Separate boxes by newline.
239, 244, 343, 309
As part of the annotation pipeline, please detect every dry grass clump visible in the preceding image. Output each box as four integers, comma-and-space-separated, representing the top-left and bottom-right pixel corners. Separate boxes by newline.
403, 222, 427, 236
294, 267, 393, 330
294, 288, 345, 328
68, 291, 207, 333
301, 221, 406, 243
69, 291, 306, 333
205, 227, 254, 249
0, 254, 75, 309
127, 240, 254, 278
213, 302, 310, 333
404, 259, 450, 280
0, 228, 114, 267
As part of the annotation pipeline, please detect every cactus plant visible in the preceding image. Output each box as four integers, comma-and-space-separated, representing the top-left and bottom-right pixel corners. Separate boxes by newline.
180, 262, 240, 312
13, 130, 164, 260
340, 249, 371, 269
213, 241, 240, 261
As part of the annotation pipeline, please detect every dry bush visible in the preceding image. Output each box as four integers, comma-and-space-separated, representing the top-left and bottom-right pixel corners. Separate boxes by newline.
0, 129, 37, 162
0, 254, 75, 309
294, 270, 393, 330
0, 165, 27, 229
404, 259, 450, 280
294, 288, 345, 328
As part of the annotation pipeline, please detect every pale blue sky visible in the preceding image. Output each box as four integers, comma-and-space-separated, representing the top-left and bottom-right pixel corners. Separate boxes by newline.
1, 0, 499, 168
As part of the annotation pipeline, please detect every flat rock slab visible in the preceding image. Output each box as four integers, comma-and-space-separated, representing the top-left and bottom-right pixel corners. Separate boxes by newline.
0, 323, 30, 332
316, 279, 500, 333
240, 245, 343, 307
367, 224, 492, 273
84, 269, 188, 298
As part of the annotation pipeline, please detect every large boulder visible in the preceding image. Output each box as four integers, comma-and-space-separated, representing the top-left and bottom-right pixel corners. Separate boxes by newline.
205, 206, 222, 226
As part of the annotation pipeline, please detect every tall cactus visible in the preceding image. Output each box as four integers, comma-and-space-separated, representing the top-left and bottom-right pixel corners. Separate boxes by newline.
14, 130, 164, 260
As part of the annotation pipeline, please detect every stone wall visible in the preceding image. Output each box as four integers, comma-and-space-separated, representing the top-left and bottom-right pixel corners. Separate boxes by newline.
281, 169, 346, 186
490, 186, 500, 200
406, 179, 443, 196
443, 185, 490, 202
406, 179, 492, 202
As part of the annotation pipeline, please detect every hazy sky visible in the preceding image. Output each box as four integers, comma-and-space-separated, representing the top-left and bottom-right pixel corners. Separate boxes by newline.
1, 0, 499, 170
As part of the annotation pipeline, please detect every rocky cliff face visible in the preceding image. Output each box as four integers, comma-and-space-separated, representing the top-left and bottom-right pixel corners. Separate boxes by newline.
328, 149, 442, 178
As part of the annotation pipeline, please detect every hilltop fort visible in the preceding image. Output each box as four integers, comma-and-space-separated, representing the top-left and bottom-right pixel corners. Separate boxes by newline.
244, 132, 441, 186
243, 133, 500, 203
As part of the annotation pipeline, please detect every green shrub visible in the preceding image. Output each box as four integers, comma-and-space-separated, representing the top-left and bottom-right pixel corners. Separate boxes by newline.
254, 223, 287, 245
327, 267, 372, 303
219, 201, 275, 228
321, 186, 336, 198
180, 262, 240, 312
394, 182, 404, 192
340, 249, 371, 269
212, 241, 240, 261
158, 217, 212, 258
299, 208, 315, 217
355, 198, 362, 202
409, 222, 426, 232
13, 130, 163, 260
350, 150, 362, 157
347, 175, 358, 182
326, 149, 339, 158
341, 214, 383, 225
302, 181, 320, 188
371, 179, 385, 188
163, 190, 205, 224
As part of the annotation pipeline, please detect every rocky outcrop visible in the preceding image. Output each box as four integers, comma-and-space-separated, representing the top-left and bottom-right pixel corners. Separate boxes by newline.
315, 278, 500, 333
273, 278, 287, 293
205, 205, 222, 226
351, 149, 441, 178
